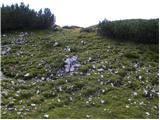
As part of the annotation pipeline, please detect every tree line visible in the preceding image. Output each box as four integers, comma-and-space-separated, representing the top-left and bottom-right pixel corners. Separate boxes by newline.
97, 19, 159, 44
1, 2, 56, 33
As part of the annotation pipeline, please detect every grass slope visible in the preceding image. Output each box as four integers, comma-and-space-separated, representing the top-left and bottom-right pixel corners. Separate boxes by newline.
1, 28, 159, 119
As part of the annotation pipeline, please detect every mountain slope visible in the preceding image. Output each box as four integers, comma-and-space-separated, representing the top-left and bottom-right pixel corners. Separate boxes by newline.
1, 28, 159, 119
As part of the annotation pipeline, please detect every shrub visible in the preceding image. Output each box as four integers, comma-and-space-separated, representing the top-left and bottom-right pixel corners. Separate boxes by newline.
80, 27, 95, 33
62, 25, 81, 29
97, 19, 159, 44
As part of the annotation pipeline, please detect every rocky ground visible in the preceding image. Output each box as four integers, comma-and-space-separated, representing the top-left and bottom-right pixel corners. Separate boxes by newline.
0, 28, 159, 118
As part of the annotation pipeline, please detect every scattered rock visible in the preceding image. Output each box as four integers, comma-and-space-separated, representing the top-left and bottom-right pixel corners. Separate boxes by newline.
8, 107, 14, 111
31, 104, 36, 107
132, 91, 138, 96
100, 99, 105, 104
126, 105, 129, 108
86, 114, 91, 118
17, 112, 21, 115
2, 34, 6, 37
57, 99, 61, 102
44, 114, 49, 119
138, 75, 142, 80
57, 56, 80, 76
111, 83, 114, 87
2, 111, 7, 115
41, 77, 45, 80
69, 96, 73, 101
88, 57, 92, 62
24, 73, 30, 77
139, 101, 144, 105
92, 64, 96, 69
143, 85, 159, 98
1, 46, 11, 55
53, 42, 59, 46
104, 108, 107, 111
0, 71, 6, 80
145, 112, 150, 116
64, 46, 71, 52
101, 89, 105, 93
97, 68, 104, 72
81, 40, 86, 45
15, 37, 26, 45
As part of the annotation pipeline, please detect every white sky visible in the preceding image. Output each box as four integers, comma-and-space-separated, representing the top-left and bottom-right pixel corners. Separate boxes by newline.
0, 0, 159, 27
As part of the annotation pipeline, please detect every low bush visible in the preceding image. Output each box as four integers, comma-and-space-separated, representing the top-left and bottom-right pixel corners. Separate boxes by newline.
97, 19, 159, 44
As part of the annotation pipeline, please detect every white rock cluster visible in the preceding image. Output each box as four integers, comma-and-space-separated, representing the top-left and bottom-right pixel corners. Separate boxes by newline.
64, 56, 80, 73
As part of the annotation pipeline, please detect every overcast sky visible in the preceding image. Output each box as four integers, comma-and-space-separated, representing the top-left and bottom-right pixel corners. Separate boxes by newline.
1, 0, 159, 27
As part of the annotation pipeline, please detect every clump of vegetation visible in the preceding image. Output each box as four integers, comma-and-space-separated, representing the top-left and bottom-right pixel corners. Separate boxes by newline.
62, 26, 81, 29
1, 2, 55, 33
80, 25, 97, 33
97, 19, 159, 43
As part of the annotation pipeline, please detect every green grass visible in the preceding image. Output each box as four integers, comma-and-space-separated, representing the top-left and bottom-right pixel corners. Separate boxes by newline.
1, 28, 159, 119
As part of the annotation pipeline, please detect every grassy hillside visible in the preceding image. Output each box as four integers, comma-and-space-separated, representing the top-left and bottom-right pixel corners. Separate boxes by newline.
1, 28, 159, 119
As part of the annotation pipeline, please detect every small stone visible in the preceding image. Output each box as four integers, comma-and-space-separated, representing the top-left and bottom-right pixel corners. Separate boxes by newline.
11, 81, 15, 85
97, 68, 104, 72
133, 92, 138, 96
128, 98, 131, 102
19, 100, 23, 104
15, 94, 19, 97
88, 97, 92, 101
88, 57, 92, 61
128, 81, 131, 84
100, 99, 105, 104
86, 101, 89, 104
41, 77, 45, 80
145, 112, 150, 116
139, 101, 144, 105
102, 89, 105, 93
86, 115, 91, 118
31, 104, 36, 107
100, 75, 104, 78
122, 66, 125, 69
2, 112, 7, 115
44, 114, 49, 118
2, 34, 6, 37
115, 70, 118, 74
154, 106, 158, 109
24, 73, 30, 77
87, 73, 91, 76
92, 64, 96, 69
25, 109, 30, 112
69, 96, 73, 101
134, 64, 138, 68
111, 83, 114, 87
58, 86, 63, 92
143, 89, 148, 96
139, 75, 142, 80
17, 90, 20, 94
36, 90, 40, 94
100, 81, 104, 85
8, 107, 14, 111
81, 40, 86, 45
17, 112, 21, 115
57, 99, 61, 102
126, 105, 129, 108
54, 42, 59, 46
